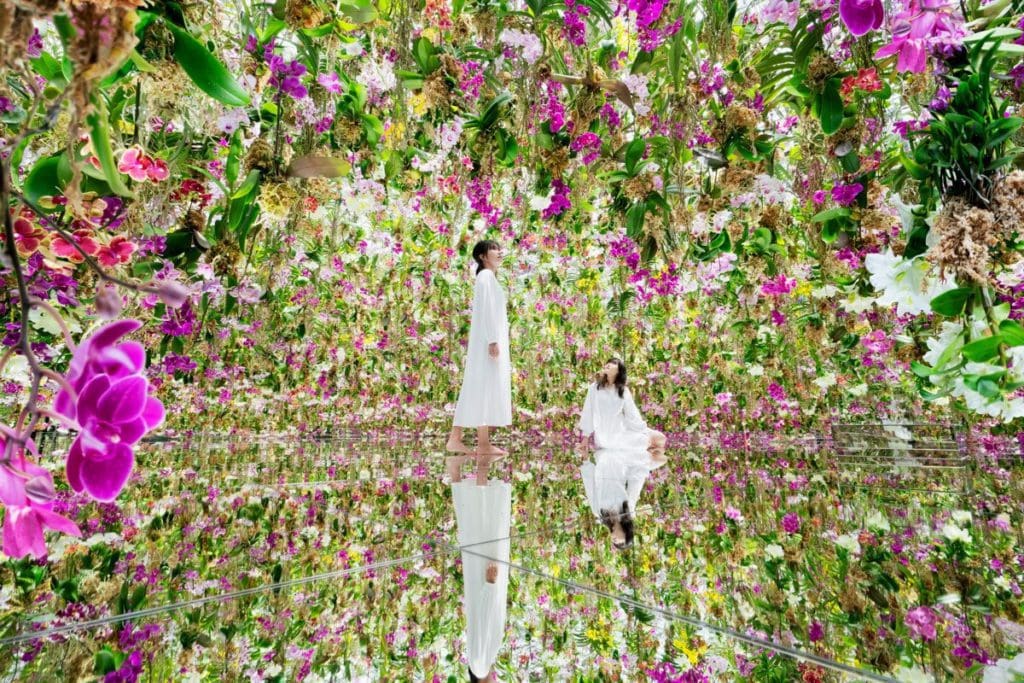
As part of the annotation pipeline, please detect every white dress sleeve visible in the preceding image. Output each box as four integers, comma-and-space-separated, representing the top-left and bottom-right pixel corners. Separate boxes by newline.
475, 271, 500, 345
623, 388, 648, 432
578, 383, 596, 436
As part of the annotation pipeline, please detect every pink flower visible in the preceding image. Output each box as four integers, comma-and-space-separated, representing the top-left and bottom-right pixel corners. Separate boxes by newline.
0, 444, 81, 559
117, 146, 169, 183
54, 320, 164, 502
96, 235, 136, 267
839, 0, 884, 36
316, 72, 344, 94
905, 606, 938, 640
52, 229, 100, 263
874, 0, 962, 73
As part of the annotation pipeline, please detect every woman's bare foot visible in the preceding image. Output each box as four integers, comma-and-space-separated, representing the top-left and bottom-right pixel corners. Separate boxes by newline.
446, 437, 471, 453
475, 453, 500, 485
445, 456, 466, 482
475, 443, 507, 456
486, 561, 499, 583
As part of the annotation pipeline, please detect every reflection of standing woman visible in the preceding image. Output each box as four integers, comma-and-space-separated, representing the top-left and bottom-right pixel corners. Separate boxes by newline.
447, 240, 512, 458
451, 477, 512, 682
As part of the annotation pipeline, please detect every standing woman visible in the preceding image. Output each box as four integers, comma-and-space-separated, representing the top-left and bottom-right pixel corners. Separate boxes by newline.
447, 240, 512, 470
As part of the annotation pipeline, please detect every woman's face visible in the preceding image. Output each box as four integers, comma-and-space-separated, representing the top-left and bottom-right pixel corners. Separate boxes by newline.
602, 361, 619, 383
482, 247, 503, 271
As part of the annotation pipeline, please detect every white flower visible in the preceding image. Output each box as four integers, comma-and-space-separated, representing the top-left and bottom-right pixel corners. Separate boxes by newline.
529, 192, 553, 211
835, 532, 860, 557
747, 364, 765, 377
1, 354, 30, 384
765, 543, 785, 560
865, 248, 957, 316
811, 284, 839, 299
923, 321, 965, 367
812, 373, 836, 391
866, 510, 891, 533
29, 306, 80, 336
942, 522, 972, 544
951, 510, 972, 524
895, 665, 935, 683
835, 533, 861, 555
847, 383, 869, 397
982, 653, 1024, 683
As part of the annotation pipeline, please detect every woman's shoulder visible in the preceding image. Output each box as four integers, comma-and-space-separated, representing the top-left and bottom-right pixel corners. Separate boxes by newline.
476, 268, 496, 280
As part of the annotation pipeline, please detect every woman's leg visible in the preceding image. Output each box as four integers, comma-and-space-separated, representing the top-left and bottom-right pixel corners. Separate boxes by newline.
476, 426, 507, 455
446, 456, 466, 482
648, 430, 667, 461
446, 426, 471, 453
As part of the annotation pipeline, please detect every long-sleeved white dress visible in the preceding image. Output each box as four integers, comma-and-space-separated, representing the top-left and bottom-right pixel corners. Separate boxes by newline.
453, 269, 512, 428
452, 479, 511, 679
578, 384, 663, 517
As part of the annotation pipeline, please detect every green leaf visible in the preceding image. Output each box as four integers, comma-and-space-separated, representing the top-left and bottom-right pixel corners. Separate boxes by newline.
22, 154, 67, 207
338, 0, 378, 23
85, 100, 134, 198
810, 207, 850, 223
94, 649, 117, 675
930, 287, 973, 317
999, 319, 1024, 347
818, 79, 843, 135
230, 170, 261, 200
226, 130, 242, 187
961, 336, 1002, 363
165, 21, 250, 107
624, 137, 646, 176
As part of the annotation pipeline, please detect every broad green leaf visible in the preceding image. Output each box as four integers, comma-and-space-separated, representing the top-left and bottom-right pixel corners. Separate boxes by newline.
818, 79, 843, 135
22, 154, 67, 207
999, 319, 1024, 347
165, 21, 250, 107
930, 287, 973, 317
961, 335, 1001, 363
624, 137, 646, 176
339, 0, 378, 23
810, 207, 850, 223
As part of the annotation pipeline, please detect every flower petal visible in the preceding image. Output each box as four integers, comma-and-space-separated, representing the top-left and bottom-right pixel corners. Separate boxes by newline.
66, 437, 86, 494
36, 507, 82, 538
79, 443, 134, 502
97, 376, 148, 424
142, 397, 165, 431
76, 374, 112, 426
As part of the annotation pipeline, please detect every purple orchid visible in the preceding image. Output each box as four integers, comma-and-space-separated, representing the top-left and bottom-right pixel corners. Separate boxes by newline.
839, 0, 884, 36
1, 443, 81, 559
54, 320, 164, 502
874, 0, 962, 73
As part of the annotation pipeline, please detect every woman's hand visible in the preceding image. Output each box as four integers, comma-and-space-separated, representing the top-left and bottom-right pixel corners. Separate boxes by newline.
488, 342, 499, 359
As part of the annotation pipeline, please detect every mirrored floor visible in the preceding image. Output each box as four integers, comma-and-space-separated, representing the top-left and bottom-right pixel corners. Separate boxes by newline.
2, 433, 1021, 681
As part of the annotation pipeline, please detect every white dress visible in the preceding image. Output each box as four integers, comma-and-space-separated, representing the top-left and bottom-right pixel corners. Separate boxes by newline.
453, 269, 512, 428
452, 480, 511, 678
578, 384, 663, 517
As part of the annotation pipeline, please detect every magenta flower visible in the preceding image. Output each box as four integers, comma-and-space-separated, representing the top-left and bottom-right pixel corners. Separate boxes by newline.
782, 512, 801, 534
117, 146, 169, 183
839, 0, 884, 36
831, 182, 863, 206
316, 72, 344, 94
808, 621, 824, 642
54, 320, 165, 502
0, 447, 81, 559
874, 0, 962, 73
570, 132, 602, 165
905, 605, 939, 641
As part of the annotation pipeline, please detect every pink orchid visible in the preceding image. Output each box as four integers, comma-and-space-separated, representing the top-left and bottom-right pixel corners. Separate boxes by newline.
839, 0, 884, 36
96, 235, 136, 267
118, 147, 169, 183
874, 0, 961, 73
1, 444, 81, 559
52, 229, 100, 263
54, 320, 165, 502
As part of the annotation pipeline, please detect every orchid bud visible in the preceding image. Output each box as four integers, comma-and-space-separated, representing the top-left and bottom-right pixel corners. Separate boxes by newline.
24, 473, 56, 504
155, 281, 190, 309
95, 283, 123, 319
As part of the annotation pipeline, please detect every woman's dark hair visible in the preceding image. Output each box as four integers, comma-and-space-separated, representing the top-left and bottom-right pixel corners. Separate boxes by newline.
597, 357, 627, 398
469, 667, 482, 682
600, 501, 635, 550
472, 240, 501, 274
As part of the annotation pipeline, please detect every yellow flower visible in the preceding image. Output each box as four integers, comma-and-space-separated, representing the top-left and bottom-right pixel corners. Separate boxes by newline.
421, 27, 439, 43
795, 281, 813, 297
549, 564, 561, 579
409, 93, 428, 118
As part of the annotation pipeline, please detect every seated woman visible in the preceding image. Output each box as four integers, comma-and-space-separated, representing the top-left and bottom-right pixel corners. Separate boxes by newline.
577, 358, 667, 549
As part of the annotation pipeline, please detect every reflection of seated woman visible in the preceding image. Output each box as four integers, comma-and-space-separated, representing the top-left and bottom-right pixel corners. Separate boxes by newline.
577, 358, 667, 549
451, 472, 511, 682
